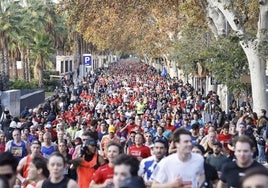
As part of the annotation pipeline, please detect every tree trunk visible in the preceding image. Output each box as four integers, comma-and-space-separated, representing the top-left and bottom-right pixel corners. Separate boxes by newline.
26, 48, 31, 81
4, 49, 9, 77
34, 54, 44, 88
3, 47, 9, 90
38, 66, 43, 88
0, 49, 3, 74
11, 52, 18, 80
206, 4, 227, 39
19, 48, 26, 81
241, 42, 267, 112
206, 0, 268, 111
2, 49, 6, 76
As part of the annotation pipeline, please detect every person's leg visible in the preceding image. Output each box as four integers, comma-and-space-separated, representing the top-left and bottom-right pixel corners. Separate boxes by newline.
257, 144, 266, 164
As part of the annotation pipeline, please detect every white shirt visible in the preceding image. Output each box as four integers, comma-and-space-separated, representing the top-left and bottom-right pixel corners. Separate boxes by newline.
150, 153, 204, 188
139, 155, 160, 182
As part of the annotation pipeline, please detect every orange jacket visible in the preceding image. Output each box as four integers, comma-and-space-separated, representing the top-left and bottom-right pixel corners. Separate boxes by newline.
77, 153, 98, 188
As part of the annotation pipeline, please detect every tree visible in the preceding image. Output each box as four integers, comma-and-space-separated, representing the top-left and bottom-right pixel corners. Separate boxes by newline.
202, 0, 267, 112
59, 0, 267, 111
58, 0, 184, 58
23, 0, 68, 86
0, 0, 23, 89
30, 33, 55, 87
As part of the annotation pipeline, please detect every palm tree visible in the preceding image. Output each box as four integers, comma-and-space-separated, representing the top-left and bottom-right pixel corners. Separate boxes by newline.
24, 0, 70, 86
0, 0, 72, 88
30, 33, 55, 87
0, 0, 23, 89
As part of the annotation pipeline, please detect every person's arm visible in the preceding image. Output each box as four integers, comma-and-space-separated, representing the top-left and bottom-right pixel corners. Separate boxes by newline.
90, 179, 113, 188
151, 176, 183, 188
97, 155, 106, 166
145, 181, 153, 187
67, 179, 79, 188
119, 124, 128, 133
16, 157, 26, 184
216, 180, 227, 188
72, 145, 81, 159
69, 157, 83, 169
4, 140, 11, 152
199, 136, 207, 146
227, 143, 235, 152
35, 180, 44, 188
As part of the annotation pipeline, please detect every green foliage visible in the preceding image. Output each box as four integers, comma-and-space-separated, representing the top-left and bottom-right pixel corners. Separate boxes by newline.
9, 79, 38, 89
170, 26, 211, 76
9, 77, 60, 92
171, 25, 250, 92
43, 70, 60, 92
258, 35, 268, 59
43, 70, 60, 80
45, 79, 60, 92
30, 33, 55, 59
0, 0, 71, 84
206, 36, 250, 92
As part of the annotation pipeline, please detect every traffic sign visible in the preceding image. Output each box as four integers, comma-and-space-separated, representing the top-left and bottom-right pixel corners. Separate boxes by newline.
83, 54, 92, 66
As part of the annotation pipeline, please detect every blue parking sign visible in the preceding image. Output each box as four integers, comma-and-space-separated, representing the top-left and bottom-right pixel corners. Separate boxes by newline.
83, 54, 92, 66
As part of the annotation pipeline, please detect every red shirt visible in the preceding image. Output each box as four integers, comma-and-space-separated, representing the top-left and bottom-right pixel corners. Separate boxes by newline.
92, 163, 114, 184
217, 133, 232, 144
165, 125, 176, 132
125, 124, 137, 134
217, 133, 232, 154
0, 143, 5, 153
128, 145, 151, 159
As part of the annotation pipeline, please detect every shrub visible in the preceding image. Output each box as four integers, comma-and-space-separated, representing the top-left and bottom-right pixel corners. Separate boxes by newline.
9, 79, 38, 90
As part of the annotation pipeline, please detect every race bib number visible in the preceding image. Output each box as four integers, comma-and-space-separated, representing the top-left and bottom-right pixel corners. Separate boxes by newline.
11, 146, 23, 157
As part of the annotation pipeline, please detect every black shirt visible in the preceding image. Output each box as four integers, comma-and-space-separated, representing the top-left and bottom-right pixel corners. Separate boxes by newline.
42, 176, 70, 188
220, 160, 264, 188
201, 162, 219, 188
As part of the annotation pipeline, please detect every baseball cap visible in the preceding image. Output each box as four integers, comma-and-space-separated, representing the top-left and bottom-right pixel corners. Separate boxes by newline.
239, 122, 246, 127
213, 142, 223, 148
108, 126, 115, 133
45, 123, 52, 129
85, 138, 97, 147
120, 137, 126, 143
31, 140, 41, 146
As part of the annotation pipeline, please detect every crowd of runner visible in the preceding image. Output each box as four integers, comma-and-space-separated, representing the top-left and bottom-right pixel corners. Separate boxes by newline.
0, 59, 268, 188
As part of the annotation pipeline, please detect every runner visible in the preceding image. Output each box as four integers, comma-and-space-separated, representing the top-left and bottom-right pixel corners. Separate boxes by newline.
36, 152, 78, 188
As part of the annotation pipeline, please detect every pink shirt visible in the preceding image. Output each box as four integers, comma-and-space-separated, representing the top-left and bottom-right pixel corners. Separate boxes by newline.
0, 143, 5, 153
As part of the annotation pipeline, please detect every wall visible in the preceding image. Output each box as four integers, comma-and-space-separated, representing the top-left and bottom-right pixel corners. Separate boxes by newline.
1, 90, 21, 117
1, 89, 45, 117
20, 90, 45, 114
